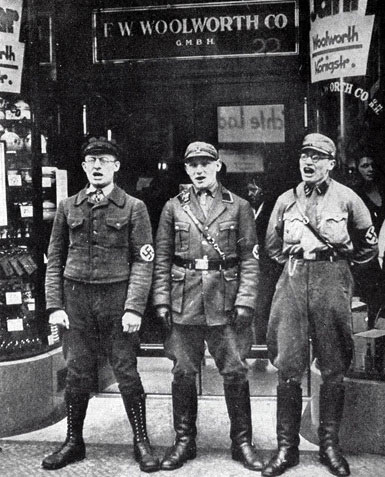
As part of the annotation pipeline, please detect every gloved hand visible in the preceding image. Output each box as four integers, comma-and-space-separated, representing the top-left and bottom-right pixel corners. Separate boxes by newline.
232, 306, 254, 332
156, 306, 172, 334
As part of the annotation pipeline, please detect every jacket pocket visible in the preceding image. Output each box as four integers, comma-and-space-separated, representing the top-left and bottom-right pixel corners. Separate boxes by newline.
219, 221, 238, 249
319, 212, 349, 244
174, 222, 190, 252
106, 216, 130, 246
223, 268, 239, 311
283, 211, 304, 244
67, 216, 86, 245
170, 267, 185, 314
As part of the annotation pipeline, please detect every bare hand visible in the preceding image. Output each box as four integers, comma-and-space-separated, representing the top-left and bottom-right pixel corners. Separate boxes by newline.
49, 309, 70, 329
122, 311, 142, 333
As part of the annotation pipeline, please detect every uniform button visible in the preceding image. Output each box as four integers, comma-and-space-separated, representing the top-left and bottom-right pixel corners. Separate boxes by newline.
202, 240, 207, 245
93, 230, 98, 235
205, 226, 209, 230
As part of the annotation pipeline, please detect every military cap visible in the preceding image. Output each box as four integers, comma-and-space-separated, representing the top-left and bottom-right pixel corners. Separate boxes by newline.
184, 141, 218, 162
81, 136, 120, 158
301, 133, 336, 158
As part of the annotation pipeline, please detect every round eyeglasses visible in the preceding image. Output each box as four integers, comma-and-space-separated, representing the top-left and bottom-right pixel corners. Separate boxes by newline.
299, 153, 331, 163
84, 157, 116, 166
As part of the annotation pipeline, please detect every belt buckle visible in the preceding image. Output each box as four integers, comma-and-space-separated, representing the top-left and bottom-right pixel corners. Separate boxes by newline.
303, 251, 316, 260
195, 257, 209, 270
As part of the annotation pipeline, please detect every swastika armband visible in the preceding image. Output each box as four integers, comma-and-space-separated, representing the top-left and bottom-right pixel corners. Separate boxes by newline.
139, 244, 155, 262
365, 225, 378, 245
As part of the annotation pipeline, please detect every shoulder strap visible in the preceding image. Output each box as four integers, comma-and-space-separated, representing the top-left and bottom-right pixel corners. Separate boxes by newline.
293, 186, 335, 251
177, 193, 226, 260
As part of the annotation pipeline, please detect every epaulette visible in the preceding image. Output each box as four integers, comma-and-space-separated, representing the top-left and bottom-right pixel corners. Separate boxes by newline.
222, 190, 233, 203
177, 187, 191, 205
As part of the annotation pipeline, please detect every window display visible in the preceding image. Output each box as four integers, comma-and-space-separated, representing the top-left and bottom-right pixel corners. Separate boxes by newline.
0, 96, 61, 360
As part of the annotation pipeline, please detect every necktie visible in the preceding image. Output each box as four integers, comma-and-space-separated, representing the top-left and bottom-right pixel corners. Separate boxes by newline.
93, 189, 104, 203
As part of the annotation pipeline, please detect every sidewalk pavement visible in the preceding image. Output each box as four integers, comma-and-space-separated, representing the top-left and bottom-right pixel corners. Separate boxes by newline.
1, 394, 384, 476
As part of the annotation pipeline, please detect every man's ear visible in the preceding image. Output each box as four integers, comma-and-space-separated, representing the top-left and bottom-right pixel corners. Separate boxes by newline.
216, 160, 222, 172
114, 160, 121, 172
328, 159, 336, 172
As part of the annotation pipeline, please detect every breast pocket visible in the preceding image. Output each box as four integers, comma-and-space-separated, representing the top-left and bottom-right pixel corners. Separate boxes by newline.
283, 212, 304, 244
319, 212, 349, 244
219, 221, 238, 250
174, 222, 190, 252
106, 216, 129, 246
67, 216, 86, 245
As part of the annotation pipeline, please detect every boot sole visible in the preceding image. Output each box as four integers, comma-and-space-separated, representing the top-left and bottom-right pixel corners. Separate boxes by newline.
160, 449, 197, 471
231, 454, 263, 471
261, 460, 299, 477
42, 453, 86, 470
319, 456, 350, 476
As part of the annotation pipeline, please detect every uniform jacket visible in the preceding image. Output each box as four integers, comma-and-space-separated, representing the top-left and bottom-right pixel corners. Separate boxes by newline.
266, 179, 378, 265
153, 183, 259, 326
45, 185, 154, 316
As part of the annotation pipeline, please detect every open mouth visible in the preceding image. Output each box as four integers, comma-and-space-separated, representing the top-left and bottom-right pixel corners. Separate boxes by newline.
303, 166, 315, 175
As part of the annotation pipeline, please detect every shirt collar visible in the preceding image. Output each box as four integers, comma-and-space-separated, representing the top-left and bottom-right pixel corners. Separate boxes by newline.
86, 182, 114, 198
304, 178, 330, 197
193, 182, 219, 198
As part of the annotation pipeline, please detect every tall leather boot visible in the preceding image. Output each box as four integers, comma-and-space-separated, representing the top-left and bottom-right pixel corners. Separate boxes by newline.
262, 382, 302, 477
122, 393, 159, 473
42, 391, 89, 470
160, 379, 198, 471
318, 383, 350, 476
224, 380, 263, 471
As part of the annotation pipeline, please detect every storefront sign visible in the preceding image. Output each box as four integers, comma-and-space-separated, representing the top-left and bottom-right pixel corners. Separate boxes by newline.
93, 1, 298, 63
323, 80, 384, 116
309, 0, 374, 83
218, 105, 285, 143
0, 0, 25, 93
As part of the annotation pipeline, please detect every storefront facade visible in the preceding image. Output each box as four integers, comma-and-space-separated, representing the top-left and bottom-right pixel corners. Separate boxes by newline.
1, 0, 384, 404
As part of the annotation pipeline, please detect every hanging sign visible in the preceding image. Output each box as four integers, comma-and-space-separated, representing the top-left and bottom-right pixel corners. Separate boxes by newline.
309, 0, 375, 83
0, 0, 25, 93
93, 1, 298, 63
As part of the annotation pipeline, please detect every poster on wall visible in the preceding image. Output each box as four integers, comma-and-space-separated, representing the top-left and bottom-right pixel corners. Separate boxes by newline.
309, 0, 375, 83
0, 0, 25, 93
218, 104, 285, 173
0, 142, 8, 226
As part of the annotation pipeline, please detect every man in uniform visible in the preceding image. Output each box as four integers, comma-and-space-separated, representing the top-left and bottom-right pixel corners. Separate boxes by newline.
153, 141, 262, 471
42, 137, 159, 472
262, 133, 378, 477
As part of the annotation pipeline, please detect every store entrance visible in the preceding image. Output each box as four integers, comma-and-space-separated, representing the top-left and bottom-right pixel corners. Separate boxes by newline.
97, 77, 310, 396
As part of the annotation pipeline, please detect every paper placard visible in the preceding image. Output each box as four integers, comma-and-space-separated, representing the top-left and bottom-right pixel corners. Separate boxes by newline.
20, 204, 33, 218
27, 302, 35, 311
5, 291, 23, 305
42, 176, 52, 188
7, 318, 24, 332
8, 172, 22, 187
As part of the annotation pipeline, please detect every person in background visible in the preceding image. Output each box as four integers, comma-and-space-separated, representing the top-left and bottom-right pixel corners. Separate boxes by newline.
153, 141, 262, 472
353, 155, 385, 328
263, 133, 378, 477
42, 137, 159, 473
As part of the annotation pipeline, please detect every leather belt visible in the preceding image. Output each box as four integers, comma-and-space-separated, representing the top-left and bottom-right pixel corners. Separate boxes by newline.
173, 256, 239, 270
291, 250, 342, 262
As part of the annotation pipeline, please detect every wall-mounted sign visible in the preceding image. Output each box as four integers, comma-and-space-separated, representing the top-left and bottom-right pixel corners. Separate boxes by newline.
93, 1, 298, 63
0, 0, 25, 93
309, 0, 375, 83
218, 104, 285, 143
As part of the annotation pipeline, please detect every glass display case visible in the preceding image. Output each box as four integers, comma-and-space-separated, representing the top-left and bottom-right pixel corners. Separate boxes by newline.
0, 95, 62, 360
